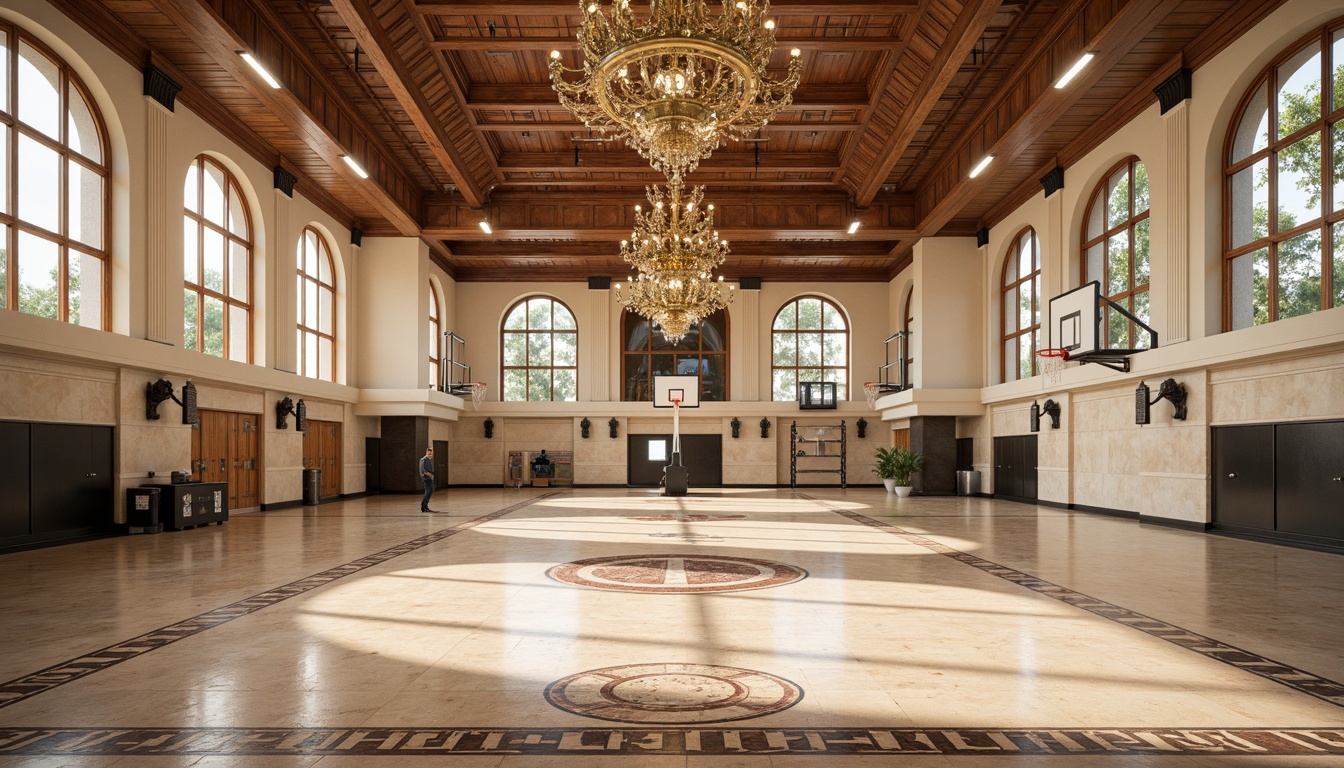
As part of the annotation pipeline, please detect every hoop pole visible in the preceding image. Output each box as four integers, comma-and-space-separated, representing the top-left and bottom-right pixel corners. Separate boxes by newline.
671, 400, 681, 457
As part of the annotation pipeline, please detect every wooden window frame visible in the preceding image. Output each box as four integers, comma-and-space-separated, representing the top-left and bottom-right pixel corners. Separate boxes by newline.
0, 26, 111, 329
296, 226, 336, 382
1001, 227, 1041, 383
771, 296, 849, 402
501, 296, 579, 402
903, 284, 914, 385
184, 155, 254, 362
620, 309, 729, 402
1081, 156, 1151, 348
1222, 20, 1344, 329
428, 283, 440, 388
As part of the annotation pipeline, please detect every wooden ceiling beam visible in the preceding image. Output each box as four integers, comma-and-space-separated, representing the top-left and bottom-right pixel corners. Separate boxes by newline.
413, 0, 919, 15
450, 263, 893, 282
499, 151, 840, 172
850, 0, 1003, 207
444, 240, 895, 257
466, 84, 868, 110
477, 121, 861, 133
328, 0, 491, 208
431, 35, 902, 51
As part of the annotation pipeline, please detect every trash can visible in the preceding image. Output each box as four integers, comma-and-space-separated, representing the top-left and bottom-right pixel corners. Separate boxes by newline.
956, 470, 981, 496
127, 486, 162, 534
303, 468, 321, 506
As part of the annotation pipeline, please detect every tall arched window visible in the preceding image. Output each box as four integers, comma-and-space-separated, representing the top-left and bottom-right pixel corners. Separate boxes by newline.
903, 284, 915, 386
622, 309, 727, 401
1082, 157, 1150, 348
184, 156, 251, 361
772, 297, 848, 400
1225, 21, 1344, 329
1002, 227, 1041, 382
428, 283, 441, 388
1, 27, 109, 328
296, 227, 335, 382
502, 296, 577, 401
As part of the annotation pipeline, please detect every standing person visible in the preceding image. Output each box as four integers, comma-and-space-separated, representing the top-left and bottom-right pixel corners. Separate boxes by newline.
419, 447, 437, 513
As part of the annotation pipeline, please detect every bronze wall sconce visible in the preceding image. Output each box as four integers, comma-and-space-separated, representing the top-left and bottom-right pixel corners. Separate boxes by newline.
1031, 399, 1061, 432
275, 397, 307, 431
484, 417, 494, 438
759, 417, 771, 438
730, 417, 741, 438
856, 417, 867, 438
1136, 379, 1187, 424
147, 379, 198, 425
580, 417, 591, 438
608, 417, 619, 438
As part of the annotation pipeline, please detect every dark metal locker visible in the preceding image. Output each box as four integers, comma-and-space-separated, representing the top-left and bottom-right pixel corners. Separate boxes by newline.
1275, 422, 1344, 540
1212, 425, 1275, 531
0, 422, 31, 539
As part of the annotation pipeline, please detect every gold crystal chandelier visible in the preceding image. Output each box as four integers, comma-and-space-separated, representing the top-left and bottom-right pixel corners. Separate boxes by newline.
614, 178, 735, 341
549, 0, 802, 181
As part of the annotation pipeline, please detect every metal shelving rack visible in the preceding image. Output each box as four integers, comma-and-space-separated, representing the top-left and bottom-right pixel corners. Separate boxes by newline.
790, 420, 846, 488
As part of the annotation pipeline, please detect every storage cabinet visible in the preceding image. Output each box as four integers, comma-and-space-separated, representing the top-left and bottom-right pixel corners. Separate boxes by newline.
790, 421, 846, 488
992, 434, 1037, 501
0, 421, 115, 551
1211, 425, 1275, 531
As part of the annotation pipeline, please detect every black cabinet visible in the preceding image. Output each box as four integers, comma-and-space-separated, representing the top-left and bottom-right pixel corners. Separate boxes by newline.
0, 421, 115, 551
1212, 420, 1344, 548
0, 422, 31, 540
150, 482, 229, 530
993, 434, 1037, 501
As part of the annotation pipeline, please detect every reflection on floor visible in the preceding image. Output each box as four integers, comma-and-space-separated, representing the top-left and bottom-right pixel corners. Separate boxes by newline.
1, 487, 1342, 765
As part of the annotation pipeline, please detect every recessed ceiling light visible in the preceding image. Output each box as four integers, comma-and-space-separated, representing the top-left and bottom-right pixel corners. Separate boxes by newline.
847, 220, 860, 234
968, 155, 994, 178
239, 52, 282, 89
1054, 52, 1095, 89
342, 155, 369, 179
479, 220, 493, 235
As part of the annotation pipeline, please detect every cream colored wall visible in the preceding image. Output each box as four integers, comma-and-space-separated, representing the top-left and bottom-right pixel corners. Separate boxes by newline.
911, 238, 984, 389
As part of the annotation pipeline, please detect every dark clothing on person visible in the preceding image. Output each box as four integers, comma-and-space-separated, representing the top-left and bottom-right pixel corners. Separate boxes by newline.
420, 454, 434, 511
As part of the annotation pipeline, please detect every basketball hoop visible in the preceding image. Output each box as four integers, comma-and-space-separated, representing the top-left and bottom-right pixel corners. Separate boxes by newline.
862, 382, 882, 409
469, 381, 487, 409
1036, 348, 1073, 386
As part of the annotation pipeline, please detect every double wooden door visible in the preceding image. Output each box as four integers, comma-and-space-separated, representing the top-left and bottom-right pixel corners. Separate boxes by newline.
304, 420, 342, 499
192, 410, 260, 511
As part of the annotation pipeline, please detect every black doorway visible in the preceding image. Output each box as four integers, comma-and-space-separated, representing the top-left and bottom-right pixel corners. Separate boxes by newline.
627, 434, 723, 487
365, 438, 381, 494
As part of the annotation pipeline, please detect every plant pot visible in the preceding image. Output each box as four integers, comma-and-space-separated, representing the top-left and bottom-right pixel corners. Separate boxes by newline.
882, 478, 897, 493
893, 486, 913, 498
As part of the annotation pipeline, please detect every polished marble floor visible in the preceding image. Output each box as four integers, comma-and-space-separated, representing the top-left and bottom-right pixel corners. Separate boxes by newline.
1, 487, 1342, 766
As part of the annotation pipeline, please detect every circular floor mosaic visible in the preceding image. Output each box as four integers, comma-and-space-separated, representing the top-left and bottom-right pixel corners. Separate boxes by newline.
545, 663, 803, 724
546, 554, 806, 594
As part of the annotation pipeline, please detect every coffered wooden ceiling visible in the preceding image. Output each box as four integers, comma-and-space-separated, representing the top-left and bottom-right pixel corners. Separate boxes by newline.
59, 0, 1283, 281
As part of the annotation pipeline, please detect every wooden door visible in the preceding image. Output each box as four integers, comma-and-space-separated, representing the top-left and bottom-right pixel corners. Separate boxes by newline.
192, 411, 230, 485
304, 420, 343, 500
193, 410, 260, 511
891, 428, 910, 449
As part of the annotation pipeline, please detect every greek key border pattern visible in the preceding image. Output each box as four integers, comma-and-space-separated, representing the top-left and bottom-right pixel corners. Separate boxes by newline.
803, 495, 1344, 708
0, 493, 559, 710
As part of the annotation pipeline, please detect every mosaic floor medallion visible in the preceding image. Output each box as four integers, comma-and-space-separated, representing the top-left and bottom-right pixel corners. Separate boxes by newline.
629, 514, 747, 521
545, 663, 803, 723
547, 554, 807, 594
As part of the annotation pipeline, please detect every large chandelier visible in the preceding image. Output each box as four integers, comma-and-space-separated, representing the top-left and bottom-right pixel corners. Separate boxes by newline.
614, 178, 735, 341
549, 0, 802, 181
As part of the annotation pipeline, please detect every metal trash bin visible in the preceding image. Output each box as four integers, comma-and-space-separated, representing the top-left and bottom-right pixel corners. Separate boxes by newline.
303, 468, 321, 506
127, 486, 162, 534
956, 470, 981, 496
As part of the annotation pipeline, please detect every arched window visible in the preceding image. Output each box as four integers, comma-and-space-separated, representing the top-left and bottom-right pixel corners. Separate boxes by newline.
1225, 21, 1344, 329
184, 156, 252, 361
622, 310, 727, 401
296, 227, 335, 382
1002, 227, 1041, 382
1082, 157, 1150, 348
1, 27, 109, 328
502, 296, 577, 401
903, 284, 915, 386
428, 283, 441, 388
772, 297, 848, 401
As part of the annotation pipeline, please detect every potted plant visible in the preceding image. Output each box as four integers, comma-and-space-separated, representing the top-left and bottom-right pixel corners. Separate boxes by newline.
889, 447, 924, 498
872, 446, 900, 493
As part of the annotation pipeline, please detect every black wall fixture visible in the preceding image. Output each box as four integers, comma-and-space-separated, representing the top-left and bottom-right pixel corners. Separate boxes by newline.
484, 417, 494, 438
759, 417, 771, 439
608, 417, 619, 438
580, 417, 591, 439
146, 379, 198, 425
1041, 399, 1060, 429
295, 399, 307, 432
1136, 379, 1188, 425
276, 397, 296, 429
856, 417, 868, 438
1030, 401, 1041, 432
730, 417, 741, 438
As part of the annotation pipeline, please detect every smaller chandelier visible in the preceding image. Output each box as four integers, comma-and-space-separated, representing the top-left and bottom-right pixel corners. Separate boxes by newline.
550, 0, 802, 181
615, 179, 735, 341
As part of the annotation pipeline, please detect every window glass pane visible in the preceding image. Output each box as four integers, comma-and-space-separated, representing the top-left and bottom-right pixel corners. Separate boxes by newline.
822, 302, 844, 330
1106, 305, 1129, 349
67, 162, 101, 248
319, 243, 333, 284
823, 333, 846, 366
184, 288, 197, 350
504, 303, 527, 330
1003, 284, 1016, 333
503, 333, 526, 366
303, 231, 318, 275
1277, 131, 1322, 229
1276, 44, 1321, 139
1133, 162, 1149, 214
1085, 243, 1103, 285
304, 279, 317, 327
772, 332, 795, 366
625, 316, 649, 350
503, 369, 526, 401
1085, 194, 1105, 241
1333, 222, 1343, 308
230, 241, 249, 302
832, 371, 847, 401
0, 224, 5, 308
183, 219, 198, 284
0, 125, 8, 215
772, 368, 796, 401
1132, 291, 1151, 349
553, 302, 576, 330
17, 41, 60, 140
203, 228, 224, 292
184, 162, 199, 213
202, 161, 226, 225
1003, 338, 1017, 383
67, 86, 100, 162
429, 360, 439, 389
202, 295, 224, 357
1004, 244, 1018, 282
1018, 278, 1032, 331
554, 332, 577, 366
527, 332, 551, 366
797, 332, 822, 366
1033, 275, 1040, 325
528, 298, 551, 330
527, 369, 550, 401
1333, 122, 1343, 214
0, 31, 7, 110
319, 336, 333, 382
1231, 82, 1269, 163
650, 323, 678, 350
1229, 248, 1269, 329
69, 250, 102, 328
700, 311, 726, 350
227, 183, 247, 238
1019, 237, 1032, 278
1230, 159, 1270, 248
675, 355, 701, 377
1277, 229, 1322, 319
228, 304, 248, 362
1334, 29, 1344, 113
553, 368, 577, 401
18, 134, 59, 232
1134, 218, 1151, 287
1107, 231, 1130, 296
304, 331, 317, 377
319, 286, 333, 335
17, 232, 58, 319
703, 355, 726, 401
773, 303, 796, 330
1106, 167, 1130, 230
797, 298, 822, 329
1018, 332, 1032, 380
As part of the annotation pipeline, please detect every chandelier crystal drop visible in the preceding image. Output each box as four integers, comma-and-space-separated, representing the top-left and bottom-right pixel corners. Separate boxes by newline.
614, 178, 735, 341
549, 0, 802, 182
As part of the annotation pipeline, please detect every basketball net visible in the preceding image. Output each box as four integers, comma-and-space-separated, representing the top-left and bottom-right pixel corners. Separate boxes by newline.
1036, 350, 1072, 386
470, 382, 487, 409
862, 382, 882, 409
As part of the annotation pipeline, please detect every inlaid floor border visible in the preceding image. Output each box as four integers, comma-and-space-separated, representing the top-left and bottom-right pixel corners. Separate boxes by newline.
799, 494, 1344, 709
1, 726, 1342, 756
0, 492, 561, 710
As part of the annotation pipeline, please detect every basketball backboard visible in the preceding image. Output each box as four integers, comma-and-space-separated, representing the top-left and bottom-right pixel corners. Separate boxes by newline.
653, 374, 700, 408
1048, 282, 1100, 355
